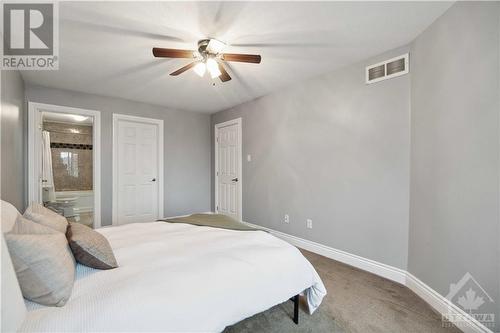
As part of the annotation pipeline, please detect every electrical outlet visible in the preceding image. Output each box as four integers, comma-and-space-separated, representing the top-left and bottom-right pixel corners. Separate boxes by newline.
284, 214, 290, 224
306, 219, 313, 229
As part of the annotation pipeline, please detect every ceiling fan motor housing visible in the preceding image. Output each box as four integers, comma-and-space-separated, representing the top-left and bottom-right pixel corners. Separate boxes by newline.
197, 39, 212, 57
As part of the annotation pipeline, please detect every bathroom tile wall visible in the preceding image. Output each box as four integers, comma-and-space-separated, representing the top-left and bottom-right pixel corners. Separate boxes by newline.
43, 121, 93, 191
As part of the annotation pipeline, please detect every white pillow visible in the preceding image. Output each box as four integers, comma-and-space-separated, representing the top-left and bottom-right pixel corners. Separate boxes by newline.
1, 200, 27, 332
1, 200, 21, 233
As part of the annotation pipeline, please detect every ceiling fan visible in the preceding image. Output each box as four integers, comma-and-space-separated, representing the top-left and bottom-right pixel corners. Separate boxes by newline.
152, 38, 261, 82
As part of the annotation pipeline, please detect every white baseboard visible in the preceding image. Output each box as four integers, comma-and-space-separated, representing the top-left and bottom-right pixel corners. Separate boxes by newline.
243, 221, 494, 333
406, 273, 494, 333
243, 221, 406, 284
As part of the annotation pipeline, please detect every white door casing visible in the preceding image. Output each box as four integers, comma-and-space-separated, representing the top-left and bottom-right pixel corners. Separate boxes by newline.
112, 114, 164, 225
215, 118, 242, 220
27, 102, 102, 228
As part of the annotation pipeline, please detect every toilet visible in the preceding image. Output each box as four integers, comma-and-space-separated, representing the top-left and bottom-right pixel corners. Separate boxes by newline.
52, 196, 80, 221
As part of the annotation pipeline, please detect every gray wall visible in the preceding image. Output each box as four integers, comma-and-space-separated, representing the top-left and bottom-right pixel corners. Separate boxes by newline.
26, 85, 211, 226
212, 46, 411, 270
1, 71, 26, 212
409, 2, 500, 328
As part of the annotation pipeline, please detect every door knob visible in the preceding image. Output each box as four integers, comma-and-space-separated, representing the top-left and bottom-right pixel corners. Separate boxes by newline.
151, 178, 156, 182
231, 178, 238, 182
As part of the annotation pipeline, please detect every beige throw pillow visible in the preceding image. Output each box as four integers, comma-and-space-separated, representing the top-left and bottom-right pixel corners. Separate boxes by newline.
10, 215, 55, 234
24, 202, 68, 234
6, 216, 76, 306
66, 223, 118, 270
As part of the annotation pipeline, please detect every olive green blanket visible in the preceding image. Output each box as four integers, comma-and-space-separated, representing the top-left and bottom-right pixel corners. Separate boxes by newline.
159, 213, 260, 232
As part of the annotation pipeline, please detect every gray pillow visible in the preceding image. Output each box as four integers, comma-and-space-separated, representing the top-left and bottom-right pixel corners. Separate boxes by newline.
6, 217, 76, 306
66, 223, 118, 270
24, 202, 68, 234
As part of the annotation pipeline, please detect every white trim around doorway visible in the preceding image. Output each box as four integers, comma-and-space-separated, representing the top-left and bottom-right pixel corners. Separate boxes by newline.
28, 102, 102, 228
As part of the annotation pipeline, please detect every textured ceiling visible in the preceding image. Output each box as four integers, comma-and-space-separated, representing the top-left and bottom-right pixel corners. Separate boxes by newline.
21, 1, 452, 113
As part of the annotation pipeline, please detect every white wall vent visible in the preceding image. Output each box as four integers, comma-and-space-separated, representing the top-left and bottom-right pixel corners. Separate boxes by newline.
366, 53, 409, 84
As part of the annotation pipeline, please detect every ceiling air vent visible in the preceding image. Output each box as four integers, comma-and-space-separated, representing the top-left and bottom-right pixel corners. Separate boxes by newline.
366, 53, 409, 84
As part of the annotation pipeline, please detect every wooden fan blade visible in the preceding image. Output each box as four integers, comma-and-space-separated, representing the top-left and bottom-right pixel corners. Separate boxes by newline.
170, 62, 197, 76
153, 47, 195, 58
222, 53, 261, 64
218, 63, 232, 82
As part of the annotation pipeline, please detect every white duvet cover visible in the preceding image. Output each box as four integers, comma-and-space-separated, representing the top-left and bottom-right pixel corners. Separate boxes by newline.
20, 222, 326, 332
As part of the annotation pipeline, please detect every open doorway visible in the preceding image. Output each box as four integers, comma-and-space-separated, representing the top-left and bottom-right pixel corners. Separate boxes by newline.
28, 102, 101, 228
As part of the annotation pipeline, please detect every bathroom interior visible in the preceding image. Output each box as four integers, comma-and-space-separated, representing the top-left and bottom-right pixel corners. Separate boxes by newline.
41, 112, 94, 228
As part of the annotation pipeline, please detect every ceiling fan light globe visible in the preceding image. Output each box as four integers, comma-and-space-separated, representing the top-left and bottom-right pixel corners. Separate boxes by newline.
209, 67, 222, 79
193, 62, 206, 77
206, 58, 222, 78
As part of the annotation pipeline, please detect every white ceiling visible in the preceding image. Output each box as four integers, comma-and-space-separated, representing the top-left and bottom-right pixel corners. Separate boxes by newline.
21, 1, 452, 113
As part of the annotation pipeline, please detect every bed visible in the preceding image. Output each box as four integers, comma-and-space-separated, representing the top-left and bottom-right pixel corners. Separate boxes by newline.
2, 202, 326, 332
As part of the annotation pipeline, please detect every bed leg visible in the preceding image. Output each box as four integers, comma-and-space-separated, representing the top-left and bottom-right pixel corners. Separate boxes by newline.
292, 294, 299, 324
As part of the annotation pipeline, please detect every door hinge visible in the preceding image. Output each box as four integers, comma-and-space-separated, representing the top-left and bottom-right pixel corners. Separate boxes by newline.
216, 171, 219, 176
217, 136, 219, 143
216, 205, 219, 211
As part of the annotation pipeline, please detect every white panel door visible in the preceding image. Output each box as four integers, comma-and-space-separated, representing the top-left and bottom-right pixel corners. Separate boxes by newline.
116, 119, 159, 224
216, 121, 241, 220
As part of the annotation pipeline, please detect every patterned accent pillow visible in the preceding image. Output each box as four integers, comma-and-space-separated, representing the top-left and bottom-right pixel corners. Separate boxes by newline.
24, 202, 68, 234
66, 223, 118, 270
5, 216, 76, 306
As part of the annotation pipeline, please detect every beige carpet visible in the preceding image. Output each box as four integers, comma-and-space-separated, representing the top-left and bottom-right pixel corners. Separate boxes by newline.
223, 298, 344, 333
225, 249, 462, 333
301, 250, 462, 333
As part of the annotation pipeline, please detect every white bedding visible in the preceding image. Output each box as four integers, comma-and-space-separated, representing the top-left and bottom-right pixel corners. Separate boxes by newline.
20, 222, 326, 332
